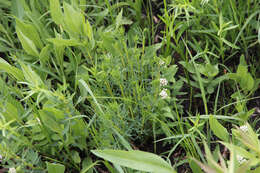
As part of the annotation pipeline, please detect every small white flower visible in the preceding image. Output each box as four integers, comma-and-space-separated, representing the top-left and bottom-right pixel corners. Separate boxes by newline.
9, 168, 16, 173
159, 59, 165, 66
159, 89, 168, 99
160, 78, 168, 86
239, 125, 248, 132
237, 155, 246, 164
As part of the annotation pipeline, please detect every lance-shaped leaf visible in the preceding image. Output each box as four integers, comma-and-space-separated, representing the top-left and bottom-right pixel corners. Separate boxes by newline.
91, 150, 176, 173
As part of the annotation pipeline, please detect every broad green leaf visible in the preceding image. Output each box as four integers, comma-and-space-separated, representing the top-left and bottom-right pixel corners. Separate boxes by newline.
2, 101, 19, 121
63, 2, 84, 37
0, 24, 6, 33
179, 61, 195, 73
39, 44, 51, 65
116, 9, 133, 29
241, 73, 254, 91
226, 73, 239, 81
16, 18, 43, 49
47, 38, 83, 47
71, 150, 81, 164
46, 162, 65, 173
16, 28, 39, 57
144, 43, 162, 60
41, 107, 64, 120
49, 0, 63, 25
228, 55, 255, 92
84, 20, 93, 40
83, 19, 95, 49
237, 65, 248, 77
91, 150, 175, 173
11, 0, 24, 19
20, 62, 44, 87
0, 58, 24, 80
237, 55, 254, 91
198, 63, 219, 77
209, 115, 229, 142
32, 133, 46, 141
163, 65, 178, 82
51, 134, 60, 141
239, 55, 247, 66
39, 110, 63, 134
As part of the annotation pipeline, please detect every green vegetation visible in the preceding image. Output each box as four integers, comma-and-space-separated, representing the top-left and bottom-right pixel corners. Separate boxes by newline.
0, 0, 259, 172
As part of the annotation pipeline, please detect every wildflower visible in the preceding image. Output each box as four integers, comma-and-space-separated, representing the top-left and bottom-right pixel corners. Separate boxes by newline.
9, 168, 16, 173
159, 89, 168, 99
160, 78, 168, 86
237, 155, 246, 164
159, 59, 165, 66
239, 125, 248, 132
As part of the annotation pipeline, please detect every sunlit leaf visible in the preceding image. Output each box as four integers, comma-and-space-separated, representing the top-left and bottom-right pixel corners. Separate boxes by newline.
91, 150, 175, 173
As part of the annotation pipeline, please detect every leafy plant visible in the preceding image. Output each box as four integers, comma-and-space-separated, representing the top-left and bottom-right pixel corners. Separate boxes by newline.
193, 123, 260, 173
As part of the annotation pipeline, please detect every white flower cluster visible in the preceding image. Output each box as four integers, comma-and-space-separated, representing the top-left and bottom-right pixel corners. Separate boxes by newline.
159, 89, 168, 99
158, 58, 169, 99
237, 155, 246, 164
239, 125, 248, 132
160, 78, 168, 86
9, 168, 16, 173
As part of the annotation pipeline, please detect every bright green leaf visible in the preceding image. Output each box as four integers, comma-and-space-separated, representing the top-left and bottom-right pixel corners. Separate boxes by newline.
16, 18, 43, 49
0, 58, 24, 81
11, 0, 24, 19
16, 28, 39, 57
49, 0, 63, 25
47, 38, 83, 47
72, 150, 81, 164
39, 44, 51, 65
209, 115, 229, 142
63, 2, 84, 37
91, 150, 175, 173
46, 162, 65, 173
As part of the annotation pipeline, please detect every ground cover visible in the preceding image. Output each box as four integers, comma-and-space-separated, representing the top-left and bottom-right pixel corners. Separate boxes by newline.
0, 0, 260, 172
